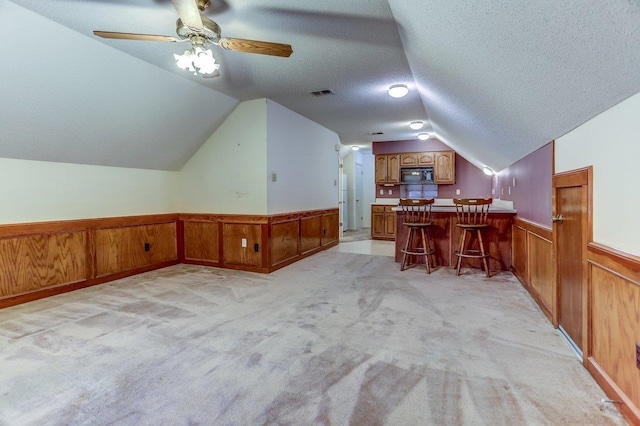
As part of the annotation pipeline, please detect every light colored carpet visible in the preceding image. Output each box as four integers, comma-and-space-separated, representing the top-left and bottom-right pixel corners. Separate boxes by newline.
0, 251, 626, 425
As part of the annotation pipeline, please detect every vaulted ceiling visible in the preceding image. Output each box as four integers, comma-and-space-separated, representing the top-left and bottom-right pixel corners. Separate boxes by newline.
2, 0, 640, 172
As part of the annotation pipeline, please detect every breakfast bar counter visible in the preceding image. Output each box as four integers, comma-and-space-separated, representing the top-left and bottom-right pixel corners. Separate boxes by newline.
393, 201, 516, 272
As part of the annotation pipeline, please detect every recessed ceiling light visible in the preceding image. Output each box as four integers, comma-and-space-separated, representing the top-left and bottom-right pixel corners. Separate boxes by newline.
351, 146, 360, 151
388, 84, 409, 98
482, 166, 495, 176
417, 132, 430, 140
409, 121, 424, 130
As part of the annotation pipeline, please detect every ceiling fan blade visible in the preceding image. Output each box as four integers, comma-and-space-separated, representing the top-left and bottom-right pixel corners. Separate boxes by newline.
93, 31, 180, 43
219, 38, 293, 57
172, 0, 204, 30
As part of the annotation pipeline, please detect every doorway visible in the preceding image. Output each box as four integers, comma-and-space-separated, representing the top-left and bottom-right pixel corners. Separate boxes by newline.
553, 167, 592, 360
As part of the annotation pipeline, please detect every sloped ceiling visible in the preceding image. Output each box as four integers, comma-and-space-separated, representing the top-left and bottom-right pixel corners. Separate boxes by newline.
2, 0, 640, 172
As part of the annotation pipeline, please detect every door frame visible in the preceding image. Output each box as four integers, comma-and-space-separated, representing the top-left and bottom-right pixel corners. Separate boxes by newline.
552, 166, 592, 364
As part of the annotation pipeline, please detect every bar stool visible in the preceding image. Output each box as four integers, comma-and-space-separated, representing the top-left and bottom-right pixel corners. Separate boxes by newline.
453, 198, 492, 277
400, 198, 436, 273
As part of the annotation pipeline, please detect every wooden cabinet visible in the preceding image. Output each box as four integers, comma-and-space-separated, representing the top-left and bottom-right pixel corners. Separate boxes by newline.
417, 152, 435, 165
401, 152, 435, 166
400, 153, 418, 167
378, 150, 455, 185
371, 205, 396, 240
434, 151, 455, 184
375, 154, 400, 184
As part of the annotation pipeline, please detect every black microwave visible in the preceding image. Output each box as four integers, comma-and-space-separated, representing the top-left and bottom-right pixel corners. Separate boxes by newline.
400, 167, 434, 184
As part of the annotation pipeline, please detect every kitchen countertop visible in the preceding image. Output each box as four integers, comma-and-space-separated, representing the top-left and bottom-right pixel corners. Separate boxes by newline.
374, 198, 516, 214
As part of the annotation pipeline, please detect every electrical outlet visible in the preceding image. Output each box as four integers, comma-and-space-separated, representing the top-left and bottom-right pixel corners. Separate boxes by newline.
271, 173, 277, 182
144, 243, 150, 252
254, 243, 259, 252
456, 189, 460, 195
508, 186, 511, 195
388, 189, 392, 195
636, 343, 640, 370
241, 238, 247, 248
379, 189, 383, 195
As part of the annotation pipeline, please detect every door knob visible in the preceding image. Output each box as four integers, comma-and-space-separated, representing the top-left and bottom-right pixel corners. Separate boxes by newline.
551, 214, 564, 224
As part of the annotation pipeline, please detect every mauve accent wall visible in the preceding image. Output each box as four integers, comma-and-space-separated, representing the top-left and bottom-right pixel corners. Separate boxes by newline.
493, 143, 552, 227
373, 139, 492, 199
372, 139, 450, 154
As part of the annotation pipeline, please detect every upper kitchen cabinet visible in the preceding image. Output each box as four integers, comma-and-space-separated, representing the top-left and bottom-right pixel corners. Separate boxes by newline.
375, 154, 400, 184
434, 151, 455, 184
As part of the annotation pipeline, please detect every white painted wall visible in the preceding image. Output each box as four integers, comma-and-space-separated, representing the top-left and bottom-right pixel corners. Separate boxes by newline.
0, 158, 178, 224
179, 100, 268, 215
342, 152, 357, 230
266, 100, 340, 214
361, 152, 375, 228
555, 91, 640, 255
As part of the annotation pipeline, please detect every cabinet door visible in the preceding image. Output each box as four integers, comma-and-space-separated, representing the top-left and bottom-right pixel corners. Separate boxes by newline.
372, 211, 385, 238
400, 153, 418, 167
418, 152, 435, 166
384, 210, 397, 238
387, 154, 401, 184
434, 151, 455, 184
375, 155, 388, 184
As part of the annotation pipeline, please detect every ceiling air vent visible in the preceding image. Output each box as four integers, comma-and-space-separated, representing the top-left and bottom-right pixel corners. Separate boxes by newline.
310, 89, 335, 96
371, 131, 384, 135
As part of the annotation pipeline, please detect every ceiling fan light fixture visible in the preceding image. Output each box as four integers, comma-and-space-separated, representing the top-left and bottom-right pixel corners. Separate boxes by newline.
417, 132, 430, 140
174, 46, 220, 76
388, 84, 409, 98
409, 121, 424, 130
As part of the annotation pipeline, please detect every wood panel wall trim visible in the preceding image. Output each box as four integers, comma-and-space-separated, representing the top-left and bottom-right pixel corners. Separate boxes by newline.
1, 208, 339, 309
552, 166, 589, 187
587, 357, 640, 424
513, 217, 552, 241
0, 214, 178, 238
588, 242, 640, 286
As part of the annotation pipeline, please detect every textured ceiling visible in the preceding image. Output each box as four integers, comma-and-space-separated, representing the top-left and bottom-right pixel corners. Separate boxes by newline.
2, 0, 640, 172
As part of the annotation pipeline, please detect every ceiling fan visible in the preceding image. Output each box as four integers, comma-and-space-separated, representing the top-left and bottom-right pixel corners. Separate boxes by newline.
93, 0, 293, 77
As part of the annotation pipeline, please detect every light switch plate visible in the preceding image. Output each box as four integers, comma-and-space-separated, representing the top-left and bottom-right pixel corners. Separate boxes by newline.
241, 238, 247, 248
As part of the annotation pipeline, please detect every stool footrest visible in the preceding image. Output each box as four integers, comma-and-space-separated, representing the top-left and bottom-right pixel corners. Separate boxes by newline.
402, 248, 434, 256
454, 249, 489, 259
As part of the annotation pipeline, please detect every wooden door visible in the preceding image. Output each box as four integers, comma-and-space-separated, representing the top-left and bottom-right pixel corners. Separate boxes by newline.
371, 206, 385, 238
384, 208, 396, 239
553, 167, 591, 359
417, 152, 434, 166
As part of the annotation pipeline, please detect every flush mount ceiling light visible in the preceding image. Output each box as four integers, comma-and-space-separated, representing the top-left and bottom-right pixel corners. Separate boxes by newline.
482, 166, 495, 176
388, 84, 409, 98
409, 121, 424, 130
417, 132, 430, 140
351, 146, 360, 151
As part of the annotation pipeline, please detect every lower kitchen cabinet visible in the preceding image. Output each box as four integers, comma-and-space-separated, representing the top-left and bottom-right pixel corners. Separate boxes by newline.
371, 205, 396, 240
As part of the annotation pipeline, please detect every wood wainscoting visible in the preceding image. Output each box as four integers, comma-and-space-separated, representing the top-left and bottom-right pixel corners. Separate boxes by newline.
1, 208, 339, 308
585, 243, 640, 424
511, 217, 554, 323
0, 214, 179, 308
180, 208, 339, 273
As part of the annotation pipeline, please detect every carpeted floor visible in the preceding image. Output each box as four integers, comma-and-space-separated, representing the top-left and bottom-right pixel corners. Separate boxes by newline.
0, 250, 626, 425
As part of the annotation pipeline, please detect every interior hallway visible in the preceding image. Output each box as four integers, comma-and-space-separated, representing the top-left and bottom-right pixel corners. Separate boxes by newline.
0, 249, 625, 425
